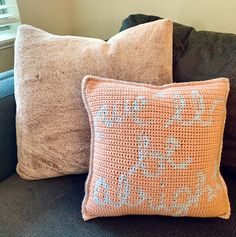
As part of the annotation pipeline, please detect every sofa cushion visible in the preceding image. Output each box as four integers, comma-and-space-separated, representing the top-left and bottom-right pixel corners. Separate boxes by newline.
0, 172, 235, 237
0, 70, 17, 182
14, 19, 173, 180
119, 14, 236, 173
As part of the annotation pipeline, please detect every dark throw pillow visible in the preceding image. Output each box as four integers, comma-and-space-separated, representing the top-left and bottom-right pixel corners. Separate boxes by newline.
120, 14, 236, 173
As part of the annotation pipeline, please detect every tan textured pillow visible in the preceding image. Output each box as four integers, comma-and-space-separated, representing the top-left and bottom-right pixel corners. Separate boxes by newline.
81, 75, 230, 221
14, 19, 173, 179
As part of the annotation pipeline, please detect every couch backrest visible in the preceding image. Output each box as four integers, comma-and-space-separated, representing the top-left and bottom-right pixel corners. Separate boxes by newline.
120, 14, 236, 173
0, 70, 17, 182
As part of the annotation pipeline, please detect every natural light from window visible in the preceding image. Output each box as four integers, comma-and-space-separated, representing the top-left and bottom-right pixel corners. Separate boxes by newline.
0, 0, 20, 48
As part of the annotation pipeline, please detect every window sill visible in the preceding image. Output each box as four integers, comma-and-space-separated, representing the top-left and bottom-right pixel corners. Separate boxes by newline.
0, 31, 16, 49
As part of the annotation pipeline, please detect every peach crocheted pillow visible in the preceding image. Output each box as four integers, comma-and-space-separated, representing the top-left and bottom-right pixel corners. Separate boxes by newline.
14, 19, 172, 180
81, 75, 231, 221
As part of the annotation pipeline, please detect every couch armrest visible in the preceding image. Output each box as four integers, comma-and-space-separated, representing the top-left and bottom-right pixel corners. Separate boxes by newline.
0, 70, 17, 182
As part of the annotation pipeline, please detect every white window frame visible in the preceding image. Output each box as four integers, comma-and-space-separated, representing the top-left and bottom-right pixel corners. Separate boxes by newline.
0, 0, 21, 49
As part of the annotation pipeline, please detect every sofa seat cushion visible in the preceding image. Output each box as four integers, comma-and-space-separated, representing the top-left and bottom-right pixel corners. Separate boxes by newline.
0, 173, 235, 237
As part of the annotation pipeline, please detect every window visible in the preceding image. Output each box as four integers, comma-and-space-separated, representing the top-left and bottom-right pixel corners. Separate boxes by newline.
0, 0, 20, 48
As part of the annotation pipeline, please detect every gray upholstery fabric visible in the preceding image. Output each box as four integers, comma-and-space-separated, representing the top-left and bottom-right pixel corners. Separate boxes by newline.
120, 14, 236, 173
0, 70, 17, 182
0, 172, 235, 237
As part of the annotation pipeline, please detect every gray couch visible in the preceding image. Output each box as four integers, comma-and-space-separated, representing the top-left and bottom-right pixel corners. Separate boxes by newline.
1, 14, 236, 236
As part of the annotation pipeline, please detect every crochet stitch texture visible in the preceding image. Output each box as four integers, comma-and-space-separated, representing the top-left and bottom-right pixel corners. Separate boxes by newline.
82, 76, 230, 221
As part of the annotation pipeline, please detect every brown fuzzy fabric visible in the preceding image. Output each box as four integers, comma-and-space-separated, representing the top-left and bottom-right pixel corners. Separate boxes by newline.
14, 19, 173, 180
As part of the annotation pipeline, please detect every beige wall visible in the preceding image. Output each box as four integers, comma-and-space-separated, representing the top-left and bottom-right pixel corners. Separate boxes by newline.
72, 0, 236, 39
0, 0, 73, 72
0, 47, 14, 72
17, 0, 73, 35
1, 0, 236, 72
